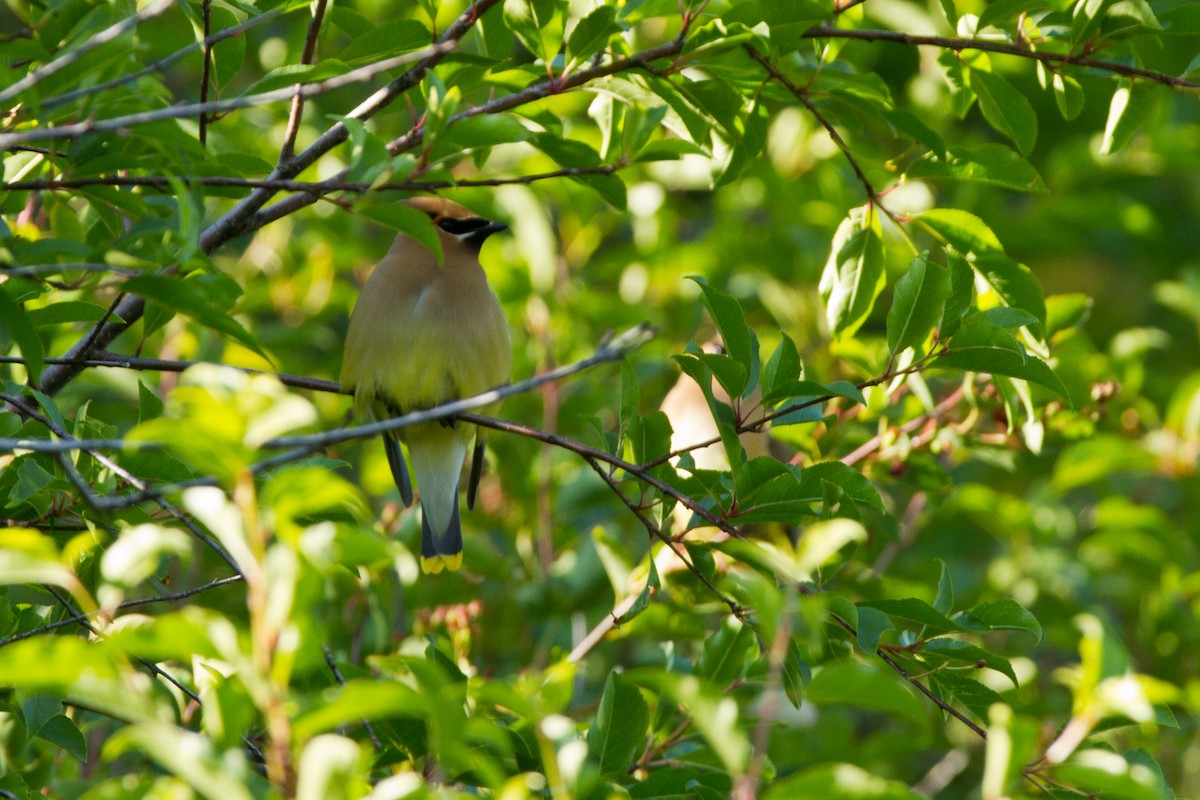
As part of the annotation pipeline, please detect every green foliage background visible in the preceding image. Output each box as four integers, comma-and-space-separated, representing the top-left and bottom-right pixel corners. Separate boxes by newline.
1, 0, 1199, 798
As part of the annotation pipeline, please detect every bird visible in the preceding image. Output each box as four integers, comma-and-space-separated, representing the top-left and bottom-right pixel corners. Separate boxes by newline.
340, 196, 513, 574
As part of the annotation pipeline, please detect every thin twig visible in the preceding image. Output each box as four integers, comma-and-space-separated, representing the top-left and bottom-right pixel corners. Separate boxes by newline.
322, 646, 383, 750
40, 11, 284, 110
0, 353, 346, 393
266, 324, 656, 451
198, 0, 213, 145
808, 25, 1200, 91
0, 576, 242, 650
279, 0, 330, 163
582, 455, 744, 618
2, 165, 621, 196
0, 391, 244, 574
0, 0, 176, 106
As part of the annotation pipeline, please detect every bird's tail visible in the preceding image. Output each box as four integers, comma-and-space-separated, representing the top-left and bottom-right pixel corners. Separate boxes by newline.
408, 425, 470, 573
420, 495, 462, 573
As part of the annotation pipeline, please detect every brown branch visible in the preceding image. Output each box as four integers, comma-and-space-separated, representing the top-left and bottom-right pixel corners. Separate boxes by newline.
199, 0, 213, 146
581, 455, 744, 619
2, 165, 620, 196
746, 45, 896, 223
840, 383, 966, 466
279, 0, 330, 163
807, 25, 1200, 91
0, 353, 346, 393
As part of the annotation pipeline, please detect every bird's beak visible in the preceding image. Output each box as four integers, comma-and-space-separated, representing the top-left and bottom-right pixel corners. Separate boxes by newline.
465, 220, 509, 249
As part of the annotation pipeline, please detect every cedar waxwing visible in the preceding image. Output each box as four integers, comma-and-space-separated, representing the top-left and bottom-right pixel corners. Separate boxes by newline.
340, 197, 512, 573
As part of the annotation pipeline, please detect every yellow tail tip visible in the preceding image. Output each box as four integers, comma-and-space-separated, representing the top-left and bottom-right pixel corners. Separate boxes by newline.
420, 552, 463, 574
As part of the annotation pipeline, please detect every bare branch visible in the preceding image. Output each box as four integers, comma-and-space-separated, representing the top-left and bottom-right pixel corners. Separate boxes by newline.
279, 0, 331, 162
0, 353, 345, 393
808, 25, 1200, 91
198, 0, 214, 146
2, 165, 621, 196
266, 323, 656, 449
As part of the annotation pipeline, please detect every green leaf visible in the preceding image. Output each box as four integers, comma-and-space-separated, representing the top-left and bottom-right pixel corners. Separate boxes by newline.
858, 598, 971, 637
933, 559, 955, 615
973, 253, 1047, 334
1046, 293, 1093, 338
293, 680, 429, 740
567, 5, 622, 64
797, 462, 883, 511
931, 670, 1007, 720
618, 555, 661, 625
918, 208, 1003, 255
885, 109, 946, 156
338, 20, 431, 66
733, 458, 814, 525
764, 763, 925, 800
0, 287, 44, 383
887, 255, 952, 357
1101, 80, 1158, 155
940, 247, 975, 339
105, 723, 258, 800
978, 0, 1043, 30
36, 715, 87, 763
242, 60, 351, 96
504, 0, 565, 63
968, 68, 1038, 155
1052, 73, 1086, 120
922, 639, 1018, 686
697, 617, 755, 685
723, 0, 830, 54
957, 598, 1043, 641
586, 672, 649, 774
1073, 0, 1119, 46
1055, 749, 1170, 800
937, 50, 975, 118
820, 208, 885, 338
358, 202, 442, 265
123, 274, 263, 356
763, 333, 803, 400
781, 638, 812, 708
632, 671, 749, 773
808, 661, 928, 728
296, 735, 364, 800
937, 316, 1070, 400
24, 301, 118, 327
689, 277, 759, 398
906, 144, 1047, 193
855, 606, 894, 654
793, 518, 867, 579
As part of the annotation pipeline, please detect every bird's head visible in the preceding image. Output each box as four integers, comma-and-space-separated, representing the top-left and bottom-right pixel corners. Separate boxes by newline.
403, 196, 509, 251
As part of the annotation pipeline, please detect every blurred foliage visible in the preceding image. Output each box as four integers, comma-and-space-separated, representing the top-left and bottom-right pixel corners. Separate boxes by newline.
2, 0, 1200, 798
